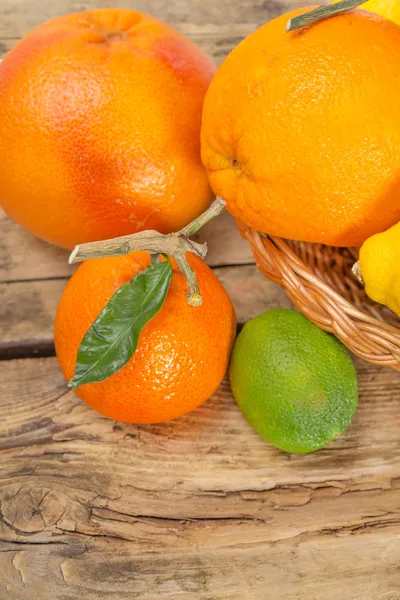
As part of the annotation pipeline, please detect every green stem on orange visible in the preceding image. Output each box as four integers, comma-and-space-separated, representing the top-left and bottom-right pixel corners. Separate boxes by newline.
174, 253, 203, 307
151, 253, 162, 265
69, 197, 226, 307
286, 0, 369, 32
179, 196, 227, 237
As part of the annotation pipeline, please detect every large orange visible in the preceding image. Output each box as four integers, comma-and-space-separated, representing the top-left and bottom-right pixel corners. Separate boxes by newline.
54, 253, 236, 423
0, 9, 215, 249
201, 8, 400, 247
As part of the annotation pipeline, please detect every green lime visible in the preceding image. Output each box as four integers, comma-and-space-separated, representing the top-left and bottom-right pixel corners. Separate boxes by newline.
229, 309, 358, 454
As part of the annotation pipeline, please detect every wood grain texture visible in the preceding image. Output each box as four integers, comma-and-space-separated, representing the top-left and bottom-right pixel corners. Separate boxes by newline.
0, 211, 74, 283
0, 209, 272, 358
1, 530, 399, 600
0, 209, 254, 283
1, 0, 400, 597
0, 0, 309, 73
0, 0, 276, 67
0, 207, 259, 356
0, 264, 292, 357
0, 0, 305, 40
1, 357, 400, 599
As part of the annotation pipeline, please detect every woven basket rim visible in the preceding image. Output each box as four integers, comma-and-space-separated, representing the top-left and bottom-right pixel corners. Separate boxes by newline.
239, 221, 400, 371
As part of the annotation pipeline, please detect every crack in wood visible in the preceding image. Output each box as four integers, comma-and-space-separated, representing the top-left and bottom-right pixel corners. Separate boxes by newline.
91, 506, 269, 525
0, 341, 56, 361
5, 513, 400, 547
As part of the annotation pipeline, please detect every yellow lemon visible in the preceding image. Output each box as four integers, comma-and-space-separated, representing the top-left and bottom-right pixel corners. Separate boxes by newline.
358, 222, 400, 317
332, 0, 400, 24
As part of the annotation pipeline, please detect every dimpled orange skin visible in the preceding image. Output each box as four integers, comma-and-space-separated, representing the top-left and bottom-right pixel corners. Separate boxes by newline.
201, 8, 400, 247
54, 253, 236, 424
0, 9, 216, 249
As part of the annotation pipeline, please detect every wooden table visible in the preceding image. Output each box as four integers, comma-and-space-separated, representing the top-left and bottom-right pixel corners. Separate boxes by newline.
1, 0, 400, 598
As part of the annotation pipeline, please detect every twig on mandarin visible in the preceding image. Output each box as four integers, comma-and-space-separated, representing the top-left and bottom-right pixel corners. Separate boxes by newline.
174, 253, 203, 306
69, 230, 207, 264
286, 0, 369, 32
68, 197, 227, 307
179, 196, 226, 237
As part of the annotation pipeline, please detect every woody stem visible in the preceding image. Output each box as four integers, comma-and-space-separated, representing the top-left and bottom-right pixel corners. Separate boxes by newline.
68, 197, 226, 307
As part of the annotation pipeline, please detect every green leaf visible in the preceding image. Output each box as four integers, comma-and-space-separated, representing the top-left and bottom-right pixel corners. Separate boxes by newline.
286, 0, 367, 32
68, 259, 173, 390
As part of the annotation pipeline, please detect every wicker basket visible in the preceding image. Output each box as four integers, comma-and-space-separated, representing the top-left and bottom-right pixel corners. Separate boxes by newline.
237, 221, 400, 371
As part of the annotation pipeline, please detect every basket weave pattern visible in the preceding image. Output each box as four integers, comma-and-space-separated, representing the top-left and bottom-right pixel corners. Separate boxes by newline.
238, 221, 400, 371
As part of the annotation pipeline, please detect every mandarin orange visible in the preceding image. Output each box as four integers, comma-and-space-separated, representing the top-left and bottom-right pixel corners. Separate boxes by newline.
0, 9, 215, 248
54, 252, 236, 423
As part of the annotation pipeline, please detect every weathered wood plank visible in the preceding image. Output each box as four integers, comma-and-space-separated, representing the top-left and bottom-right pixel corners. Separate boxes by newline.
0, 0, 306, 40
0, 357, 400, 598
1, 357, 400, 519
191, 210, 254, 268
0, 209, 254, 283
1, 202, 261, 357
1, 0, 398, 597
0, 264, 292, 357
1, 528, 399, 600
0, 0, 314, 69
0, 211, 74, 283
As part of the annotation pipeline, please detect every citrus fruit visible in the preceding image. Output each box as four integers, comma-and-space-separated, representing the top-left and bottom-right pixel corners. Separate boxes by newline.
0, 9, 215, 249
333, 0, 400, 25
55, 252, 236, 423
229, 309, 358, 453
358, 221, 400, 317
201, 8, 400, 246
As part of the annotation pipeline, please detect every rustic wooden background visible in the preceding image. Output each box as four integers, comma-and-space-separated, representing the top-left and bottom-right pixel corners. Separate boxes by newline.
1, 0, 400, 598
